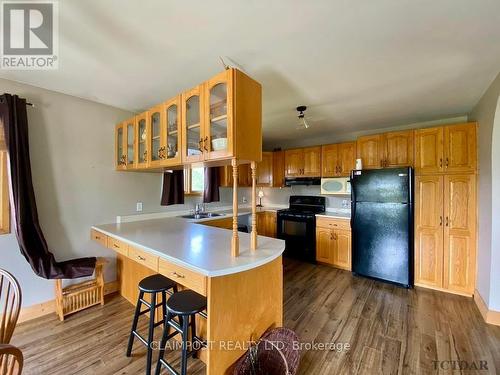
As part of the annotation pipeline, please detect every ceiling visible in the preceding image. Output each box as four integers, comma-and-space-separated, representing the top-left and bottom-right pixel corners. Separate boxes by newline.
2, 0, 500, 149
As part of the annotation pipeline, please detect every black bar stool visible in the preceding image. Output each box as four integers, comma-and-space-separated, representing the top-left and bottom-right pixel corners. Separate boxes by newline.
155, 290, 207, 375
126, 274, 178, 375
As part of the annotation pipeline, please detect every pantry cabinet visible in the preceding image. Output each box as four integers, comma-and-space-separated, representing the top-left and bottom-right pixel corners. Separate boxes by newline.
316, 217, 351, 270
415, 122, 476, 175
357, 130, 413, 169
285, 146, 321, 177
414, 174, 476, 295
321, 142, 356, 177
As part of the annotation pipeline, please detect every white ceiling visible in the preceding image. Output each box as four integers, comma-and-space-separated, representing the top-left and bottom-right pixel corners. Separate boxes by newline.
2, 0, 500, 148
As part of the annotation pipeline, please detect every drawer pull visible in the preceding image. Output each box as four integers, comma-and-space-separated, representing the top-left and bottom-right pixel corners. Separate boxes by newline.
113, 244, 120, 248
172, 272, 185, 279
137, 255, 146, 261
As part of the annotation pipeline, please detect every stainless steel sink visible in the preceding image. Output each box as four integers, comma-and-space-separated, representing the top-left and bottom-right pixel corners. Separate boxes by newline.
179, 212, 225, 219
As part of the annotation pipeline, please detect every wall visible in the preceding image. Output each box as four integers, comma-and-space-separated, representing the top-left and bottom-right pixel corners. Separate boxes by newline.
469, 71, 500, 311
0, 79, 221, 307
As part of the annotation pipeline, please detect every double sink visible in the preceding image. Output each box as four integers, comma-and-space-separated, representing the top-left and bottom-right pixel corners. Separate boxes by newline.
180, 212, 225, 220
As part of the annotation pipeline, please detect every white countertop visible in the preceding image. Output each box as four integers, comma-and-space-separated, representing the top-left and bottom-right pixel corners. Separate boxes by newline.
316, 209, 351, 220
92, 216, 285, 277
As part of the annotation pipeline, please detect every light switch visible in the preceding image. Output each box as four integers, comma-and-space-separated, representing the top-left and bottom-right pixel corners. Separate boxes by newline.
136, 202, 143, 212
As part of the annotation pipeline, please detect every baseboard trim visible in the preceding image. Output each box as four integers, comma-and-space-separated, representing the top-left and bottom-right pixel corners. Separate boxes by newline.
474, 289, 500, 326
18, 280, 119, 324
414, 283, 473, 297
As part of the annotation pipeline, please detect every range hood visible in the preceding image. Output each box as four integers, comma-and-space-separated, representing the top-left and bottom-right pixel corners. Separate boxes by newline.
284, 177, 321, 186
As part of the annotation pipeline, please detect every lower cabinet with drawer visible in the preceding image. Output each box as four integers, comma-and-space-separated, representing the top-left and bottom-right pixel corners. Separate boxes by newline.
158, 258, 207, 297
316, 217, 351, 270
128, 246, 159, 271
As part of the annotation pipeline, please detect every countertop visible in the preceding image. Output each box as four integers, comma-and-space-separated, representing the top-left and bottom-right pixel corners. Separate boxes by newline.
92, 216, 285, 277
316, 210, 351, 220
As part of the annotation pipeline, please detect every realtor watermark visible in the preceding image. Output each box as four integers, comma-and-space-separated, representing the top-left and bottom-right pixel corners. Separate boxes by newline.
432, 360, 488, 371
1, 1, 58, 69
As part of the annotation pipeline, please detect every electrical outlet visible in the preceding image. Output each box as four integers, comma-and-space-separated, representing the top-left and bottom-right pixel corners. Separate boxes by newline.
242, 196, 247, 203
136, 202, 143, 212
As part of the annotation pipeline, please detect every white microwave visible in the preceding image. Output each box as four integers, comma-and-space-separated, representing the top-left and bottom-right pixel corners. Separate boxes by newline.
320, 177, 351, 195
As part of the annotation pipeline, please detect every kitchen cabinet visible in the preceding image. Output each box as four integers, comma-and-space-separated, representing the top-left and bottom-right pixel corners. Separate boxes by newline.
357, 130, 413, 169
356, 134, 384, 169
415, 122, 476, 175
181, 69, 262, 165
149, 96, 182, 168
257, 211, 277, 238
384, 130, 414, 167
316, 217, 351, 270
115, 122, 125, 170
256, 152, 273, 187
219, 163, 252, 187
124, 117, 136, 170
285, 146, 321, 177
321, 142, 356, 177
414, 174, 476, 295
135, 111, 150, 169
284, 149, 303, 177
272, 150, 285, 187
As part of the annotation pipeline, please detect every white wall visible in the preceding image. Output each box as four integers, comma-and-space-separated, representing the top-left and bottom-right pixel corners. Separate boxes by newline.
0, 79, 221, 307
469, 71, 500, 311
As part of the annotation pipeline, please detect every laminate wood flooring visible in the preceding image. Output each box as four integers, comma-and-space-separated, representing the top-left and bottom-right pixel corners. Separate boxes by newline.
12, 259, 500, 374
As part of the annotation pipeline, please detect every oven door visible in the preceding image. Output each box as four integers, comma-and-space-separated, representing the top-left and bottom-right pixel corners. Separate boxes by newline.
277, 213, 316, 263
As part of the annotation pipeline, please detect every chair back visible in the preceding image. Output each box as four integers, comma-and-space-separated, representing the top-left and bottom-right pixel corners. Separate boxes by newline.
0, 344, 23, 375
0, 269, 22, 344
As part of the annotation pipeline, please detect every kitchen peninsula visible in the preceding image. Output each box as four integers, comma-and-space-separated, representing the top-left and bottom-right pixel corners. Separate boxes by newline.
91, 216, 285, 374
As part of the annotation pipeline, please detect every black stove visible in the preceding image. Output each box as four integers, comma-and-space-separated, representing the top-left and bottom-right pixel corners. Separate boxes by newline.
277, 196, 326, 263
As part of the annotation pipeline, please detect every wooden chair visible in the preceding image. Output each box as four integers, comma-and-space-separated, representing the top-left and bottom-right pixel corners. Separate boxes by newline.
0, 269, 22, 344
0, 344, 23, 375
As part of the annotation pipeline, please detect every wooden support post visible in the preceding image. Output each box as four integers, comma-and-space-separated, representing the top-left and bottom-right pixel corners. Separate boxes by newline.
251, 161, 257, 250
231, 158, 239, 257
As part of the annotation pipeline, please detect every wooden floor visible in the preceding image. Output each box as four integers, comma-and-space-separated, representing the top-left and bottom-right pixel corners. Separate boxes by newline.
12, 259, 500, 375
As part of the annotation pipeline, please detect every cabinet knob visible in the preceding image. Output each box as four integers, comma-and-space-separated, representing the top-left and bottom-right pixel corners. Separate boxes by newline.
198, 139, 203, 152
445, 216, 449, 226
445, 158, 449, 168
204, 136, 209, 152
137, 255, 146, 261
439, 216, 443, 226
439, 158, 443, 168
172, 271, 185, 279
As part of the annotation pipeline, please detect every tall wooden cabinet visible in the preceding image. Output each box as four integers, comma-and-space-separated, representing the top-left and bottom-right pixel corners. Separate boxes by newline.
357, 130, 414, 169
284, 146, 321, 177
321, 142, 356, 177
256, 152, 273, 187
415, 172, 476, 295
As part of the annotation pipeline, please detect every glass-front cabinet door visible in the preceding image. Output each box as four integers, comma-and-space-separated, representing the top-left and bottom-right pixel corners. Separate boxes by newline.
115, 122, 126, 170
124, 117, 136, 170
181, 85, 204, 163
135, 111, 149, 168
149, 104, 164, 168
205, 70, 233, 159
162, 96, 181, 166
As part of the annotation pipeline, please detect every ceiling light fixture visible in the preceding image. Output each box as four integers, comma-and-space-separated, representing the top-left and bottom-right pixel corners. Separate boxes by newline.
296, 105, 309, 129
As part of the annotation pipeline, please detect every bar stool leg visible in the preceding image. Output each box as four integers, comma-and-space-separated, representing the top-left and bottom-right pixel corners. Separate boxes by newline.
126, 291, 144, 357
155, 310, 172, 375
161, 291, 167, 329
145, 292, 157, 375
190, 316, 197, 358
180, 316, 190, 375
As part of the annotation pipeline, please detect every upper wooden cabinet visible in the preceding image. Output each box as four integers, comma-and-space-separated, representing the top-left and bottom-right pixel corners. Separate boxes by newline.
357, 130, 413, 169
135, 111, 150, 169
285, 146, 321, 177
415, 122, 476, 175
384, 130, 414, 167
181, 69, 261, 165
116, 69, 261, 171
321, 142, 356, 177
357, 134, 384, 169
256, 152, 273, 187
272, 150, 285, 188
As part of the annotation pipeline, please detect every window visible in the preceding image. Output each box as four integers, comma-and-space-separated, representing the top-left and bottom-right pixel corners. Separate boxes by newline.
184, 167, 204, 195
0, 121, 10, 234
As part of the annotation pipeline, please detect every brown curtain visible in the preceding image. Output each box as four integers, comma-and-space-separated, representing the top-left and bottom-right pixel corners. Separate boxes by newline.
161, 170, 184, 206
0, 93, 96, 279
203, 167, 220, 203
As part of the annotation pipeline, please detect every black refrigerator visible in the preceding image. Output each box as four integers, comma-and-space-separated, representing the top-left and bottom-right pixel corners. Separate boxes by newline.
350, 167, 414, 288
